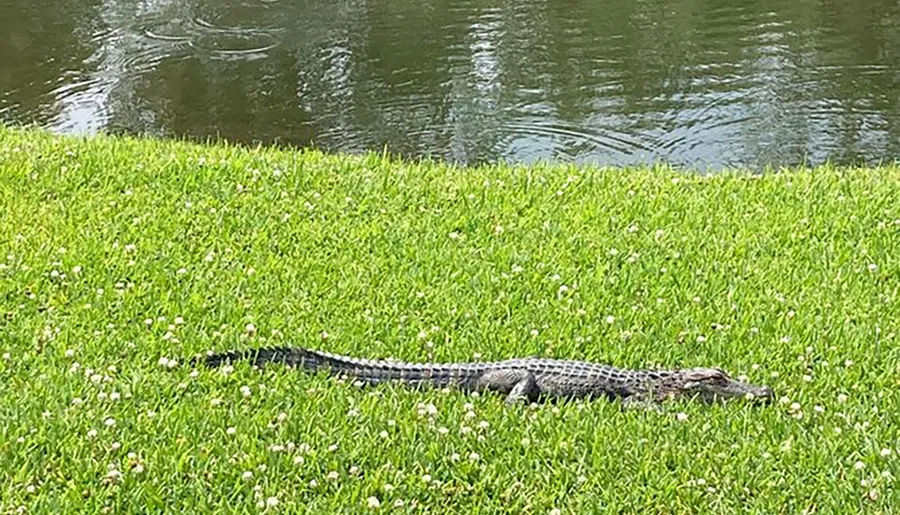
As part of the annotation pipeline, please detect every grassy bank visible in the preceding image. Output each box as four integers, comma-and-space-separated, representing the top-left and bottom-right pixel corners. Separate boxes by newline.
1, 126, 898, 513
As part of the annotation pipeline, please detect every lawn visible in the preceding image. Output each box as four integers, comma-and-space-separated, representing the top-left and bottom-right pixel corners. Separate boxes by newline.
0, 126, 898, 513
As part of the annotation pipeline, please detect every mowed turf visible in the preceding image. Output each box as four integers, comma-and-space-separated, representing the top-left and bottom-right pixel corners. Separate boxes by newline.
0, 126, 898, 513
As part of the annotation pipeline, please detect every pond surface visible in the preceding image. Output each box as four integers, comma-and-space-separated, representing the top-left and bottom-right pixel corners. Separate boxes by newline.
1, 0, 899, 170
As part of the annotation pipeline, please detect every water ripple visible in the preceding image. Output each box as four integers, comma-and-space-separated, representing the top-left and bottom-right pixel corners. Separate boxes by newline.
3, 0, 898, 170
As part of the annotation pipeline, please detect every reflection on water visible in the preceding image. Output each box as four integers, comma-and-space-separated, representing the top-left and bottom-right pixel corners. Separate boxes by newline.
1, 0, 898, 170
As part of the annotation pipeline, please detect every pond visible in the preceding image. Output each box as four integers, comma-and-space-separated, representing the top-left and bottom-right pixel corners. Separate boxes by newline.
1, 0, 898, 170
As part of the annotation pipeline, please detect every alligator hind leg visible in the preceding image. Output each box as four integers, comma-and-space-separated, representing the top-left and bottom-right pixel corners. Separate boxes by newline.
474, 369, 540, 404
505, 374, 541, 405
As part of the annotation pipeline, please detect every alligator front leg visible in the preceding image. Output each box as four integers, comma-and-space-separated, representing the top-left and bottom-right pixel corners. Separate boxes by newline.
621, 394, 663, 412
475, 369, 541, 404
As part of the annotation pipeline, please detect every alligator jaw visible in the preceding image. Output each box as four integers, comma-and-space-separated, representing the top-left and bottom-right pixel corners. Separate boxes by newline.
664, 367, 774, 404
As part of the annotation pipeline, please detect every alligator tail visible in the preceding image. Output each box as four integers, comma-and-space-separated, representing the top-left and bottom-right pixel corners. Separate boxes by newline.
194, 346, 482, 387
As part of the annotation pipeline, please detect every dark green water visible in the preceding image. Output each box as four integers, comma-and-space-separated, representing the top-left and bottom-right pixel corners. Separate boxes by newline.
1, 0, 899, 170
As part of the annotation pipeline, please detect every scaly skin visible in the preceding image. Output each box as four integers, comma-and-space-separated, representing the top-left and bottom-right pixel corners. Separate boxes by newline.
195, 347, 774, 405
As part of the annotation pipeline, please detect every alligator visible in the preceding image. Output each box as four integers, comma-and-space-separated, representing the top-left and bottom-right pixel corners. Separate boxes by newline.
194, 346, 774, 405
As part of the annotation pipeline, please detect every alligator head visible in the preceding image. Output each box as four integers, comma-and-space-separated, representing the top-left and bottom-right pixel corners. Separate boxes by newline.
663, 367, 774, 403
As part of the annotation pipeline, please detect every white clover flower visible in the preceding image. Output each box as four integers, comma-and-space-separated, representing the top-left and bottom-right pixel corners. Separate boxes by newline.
854, 461, 866, 470
86, 429, 98, 438
104, 418, 116, 427
468, 452, 481, 461
676, 412, 689, 422
366, 497, 381, 508
605, 315, 615, 324
327, 471, 339, 481
132, 464, 144, 474
265, 496, 278, 507
226, 427, 236, 435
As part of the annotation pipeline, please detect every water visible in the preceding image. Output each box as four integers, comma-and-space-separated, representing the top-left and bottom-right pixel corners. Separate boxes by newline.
1, 0, 899, 170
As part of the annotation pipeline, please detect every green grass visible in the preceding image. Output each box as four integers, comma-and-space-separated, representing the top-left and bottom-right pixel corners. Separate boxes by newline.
0, 126, 898, 514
